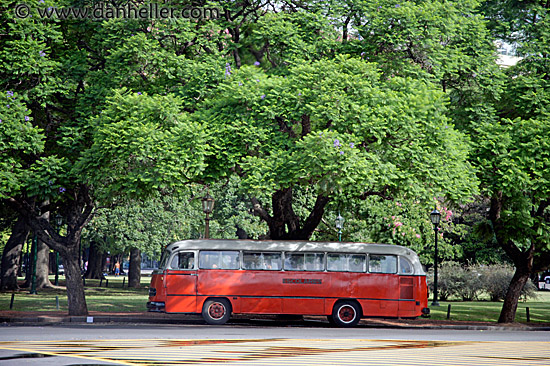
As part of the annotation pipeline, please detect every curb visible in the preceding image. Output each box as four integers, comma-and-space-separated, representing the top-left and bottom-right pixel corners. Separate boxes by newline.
1, 314, 549, 331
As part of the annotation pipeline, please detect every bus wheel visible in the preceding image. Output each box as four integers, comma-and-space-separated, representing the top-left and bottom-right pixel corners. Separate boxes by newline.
202, 298, 231, 325
332, 301, 361, 327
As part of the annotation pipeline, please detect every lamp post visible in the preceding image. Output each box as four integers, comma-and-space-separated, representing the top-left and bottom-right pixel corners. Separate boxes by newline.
335, 213, 344, 242
30, 232, 37, 294
54, 214, 62, 286
201, 193, 215, 239
430, 208, 441, 306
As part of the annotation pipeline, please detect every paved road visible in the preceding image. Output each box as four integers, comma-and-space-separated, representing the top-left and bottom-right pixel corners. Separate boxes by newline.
0, 323, 548, 365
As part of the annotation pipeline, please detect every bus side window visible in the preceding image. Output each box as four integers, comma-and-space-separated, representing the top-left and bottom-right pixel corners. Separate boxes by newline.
263, 252, 282, 270
243, 252, 261, 269
178, 252, 194, 270
327, 254, 345, 271
305, 253, 324, 271
349, 254, 366, 272
199, 251, 219, 269
200, 251, 240, 270
369, 255, 397, 274
170, 255, 179, 269
285, 253, 305, 271
221, 251, 239, 269
243, 252, 282, 270
399, 257, 414, 274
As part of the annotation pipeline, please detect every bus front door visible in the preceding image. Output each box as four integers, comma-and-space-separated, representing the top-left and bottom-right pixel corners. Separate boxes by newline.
165, 252, 197, 313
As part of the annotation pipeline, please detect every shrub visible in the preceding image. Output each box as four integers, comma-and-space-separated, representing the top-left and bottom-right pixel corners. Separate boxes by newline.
428, 261, 482, 301
478, 264, 538, 301
428, 262, 537, 301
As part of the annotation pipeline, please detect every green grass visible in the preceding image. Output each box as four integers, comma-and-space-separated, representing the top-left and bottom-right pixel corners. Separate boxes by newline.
0, 275, 151, 313
429, 291, 550, 323
2, 275, 549, 324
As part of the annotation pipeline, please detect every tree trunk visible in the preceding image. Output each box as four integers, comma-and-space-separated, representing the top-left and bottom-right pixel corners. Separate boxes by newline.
498, 267, 530, 323
497, 239, 534, 323
265, 188, 330, 240
35, 208, 53, 289
36, 239, 53, 288
62, 246, 88, 316
490, 193, 536, 323
85, 240, 106, 279
128, 248, 141, 288
0, 215, 29, 291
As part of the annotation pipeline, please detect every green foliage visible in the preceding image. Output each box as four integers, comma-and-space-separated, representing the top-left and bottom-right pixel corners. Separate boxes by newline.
77, 90, 208, 200
431, 261, 483, 301
0, 91, 45, 198
478, 264, 538, 301
207, 176, 267, 240
3, 0, 544, 290
344, 0, 503, 128
244, 11, 338, 68
82, 178, 268, 258
201, 56, 478, 205
430, 262, 538, 301
474, 117, 550, 250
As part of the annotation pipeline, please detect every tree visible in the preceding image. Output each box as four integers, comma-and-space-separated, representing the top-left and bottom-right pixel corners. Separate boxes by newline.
475, 118, 550, 323
0, 213, 28, 290
472, 0, 550, 323
198, 56, 478, 239
0, 3, 213, 314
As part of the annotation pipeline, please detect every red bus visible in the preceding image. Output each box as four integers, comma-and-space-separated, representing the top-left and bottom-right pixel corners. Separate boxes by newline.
147, 239, 429, 327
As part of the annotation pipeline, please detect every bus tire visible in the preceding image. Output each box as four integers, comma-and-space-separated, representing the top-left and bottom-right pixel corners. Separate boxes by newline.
202, 298, 231, 325
331, 301, 361, 327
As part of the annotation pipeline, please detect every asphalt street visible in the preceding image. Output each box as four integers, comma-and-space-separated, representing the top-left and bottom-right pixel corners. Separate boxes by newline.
0, 322, 548, 365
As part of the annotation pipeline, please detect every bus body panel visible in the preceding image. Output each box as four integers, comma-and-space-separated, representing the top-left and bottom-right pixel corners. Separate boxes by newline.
164, 270, 197, 313
281, 271, 332, 315
147, 270, 168, 312
198, 269, 282, 314
398, 276, 416, 316
352, 273, 399, 317
239, 270, 283, 314
147, 239, 429, 321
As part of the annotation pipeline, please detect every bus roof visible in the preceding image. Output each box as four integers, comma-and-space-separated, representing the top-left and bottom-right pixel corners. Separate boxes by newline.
165, 239, 417, 257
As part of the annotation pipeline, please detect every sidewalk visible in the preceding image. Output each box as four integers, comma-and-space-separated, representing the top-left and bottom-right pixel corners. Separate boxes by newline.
1, 310, 549, 331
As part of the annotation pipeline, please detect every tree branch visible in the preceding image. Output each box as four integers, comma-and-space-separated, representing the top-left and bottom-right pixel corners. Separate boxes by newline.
250, 196, 272, 226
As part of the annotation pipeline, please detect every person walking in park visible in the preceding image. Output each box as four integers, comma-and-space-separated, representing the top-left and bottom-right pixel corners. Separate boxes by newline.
115, 262, 120, 277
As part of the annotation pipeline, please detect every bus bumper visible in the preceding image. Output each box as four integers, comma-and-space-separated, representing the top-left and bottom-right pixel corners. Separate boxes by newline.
147, 301, 165, 312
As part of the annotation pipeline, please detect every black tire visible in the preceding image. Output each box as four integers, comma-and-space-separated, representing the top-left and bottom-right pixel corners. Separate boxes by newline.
202, 298, 231, 325
331, 301, 361, 327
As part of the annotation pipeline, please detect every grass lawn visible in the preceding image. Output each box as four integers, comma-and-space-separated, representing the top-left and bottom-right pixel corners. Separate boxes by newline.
428, 290, 550, 323
1, 275, 549, 324
0, 275, 151, 313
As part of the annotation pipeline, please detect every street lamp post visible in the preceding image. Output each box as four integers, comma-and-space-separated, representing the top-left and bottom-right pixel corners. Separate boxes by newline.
30, 232, 37, 294
201, 193, 215, 239
335, 213, 344, 242
54, 214, 62, 286
430, 208, 441, 306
